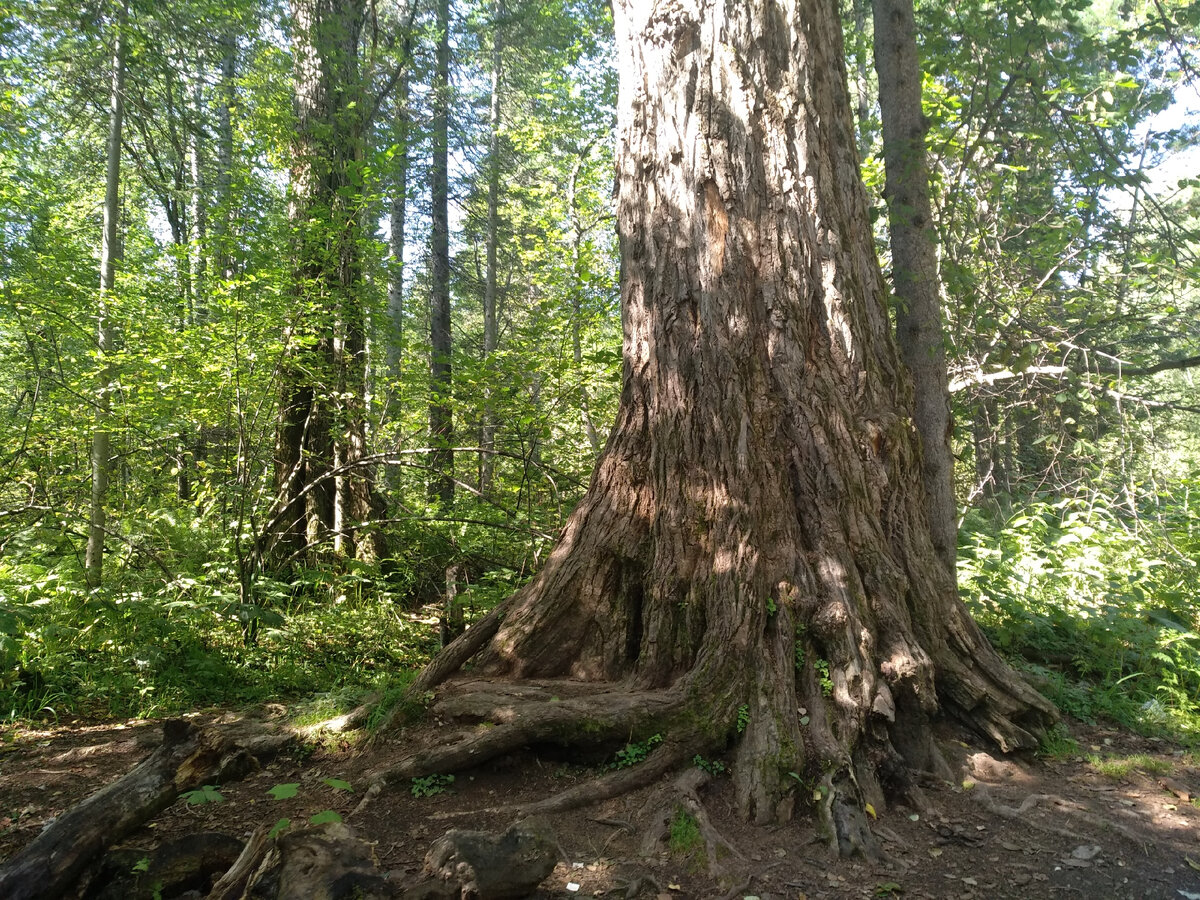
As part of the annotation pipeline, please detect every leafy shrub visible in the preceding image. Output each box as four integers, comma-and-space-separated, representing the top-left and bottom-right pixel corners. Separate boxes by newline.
959, 489, 1200, 742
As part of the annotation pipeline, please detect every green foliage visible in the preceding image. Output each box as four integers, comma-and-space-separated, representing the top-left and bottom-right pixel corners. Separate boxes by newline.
410, 774, 454, 798
960, 489, 1200, 741
667, 807, 702, 856
181, 785, 224, 806
610, 732, 663, 769
1036, 724, 1079, 759
1087, 752, 1172, 779
267, 783, 300, 800
691, 754, 725, 777
268, 818, 291, 839
735, 706, 750, 734
814, 660, 834, 697
308, 809, 343, 825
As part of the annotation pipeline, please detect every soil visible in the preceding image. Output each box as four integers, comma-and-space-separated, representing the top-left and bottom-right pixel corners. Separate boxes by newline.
1, 708, 1198, 900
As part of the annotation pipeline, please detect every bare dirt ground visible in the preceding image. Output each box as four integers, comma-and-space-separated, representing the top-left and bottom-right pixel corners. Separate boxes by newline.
2, 708, 1198, 899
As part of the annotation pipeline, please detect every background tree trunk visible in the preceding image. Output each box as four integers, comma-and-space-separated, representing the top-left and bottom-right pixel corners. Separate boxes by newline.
873, 0, 957, 573
479, 0, 504, 496
212, 28, 236, 283
273, 0, 384, 563
429, 0, 454, 508
85, 0, 128, 589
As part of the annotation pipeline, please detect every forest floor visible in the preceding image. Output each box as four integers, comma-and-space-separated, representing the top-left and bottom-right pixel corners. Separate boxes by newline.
1, 706, 1198, 900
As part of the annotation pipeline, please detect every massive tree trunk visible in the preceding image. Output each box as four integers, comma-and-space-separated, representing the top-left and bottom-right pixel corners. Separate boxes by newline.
873, 0, 957, 573
272, 0, 385, 564
428, 0, 454, 507
382, 0, 1054, 854
85, 0, 128, 589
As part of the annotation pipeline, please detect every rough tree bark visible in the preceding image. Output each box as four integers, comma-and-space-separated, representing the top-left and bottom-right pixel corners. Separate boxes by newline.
272, 0, 386, 563
873, 0, 957, 573
85, 0, 128, 589
380, 0, 1055, 856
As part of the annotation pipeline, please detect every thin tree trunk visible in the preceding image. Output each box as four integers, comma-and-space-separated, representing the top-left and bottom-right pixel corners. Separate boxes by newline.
386, 71, 409, 383
189, 53, 208, 323
851, 0, 872, 152
429, 0, 454, 507
85, 0, 128, 589
212, 28, 236, 283
479, 0, 503, 495
874, 0, 957, 573
566, 146, 602, 456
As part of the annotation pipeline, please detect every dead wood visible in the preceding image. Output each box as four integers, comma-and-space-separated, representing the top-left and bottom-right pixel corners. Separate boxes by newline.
85, 832, 243, 900
0, 718, 292, 900
273, 822, 394, 900
206, 826, 271, 900
401, 818, 558, 900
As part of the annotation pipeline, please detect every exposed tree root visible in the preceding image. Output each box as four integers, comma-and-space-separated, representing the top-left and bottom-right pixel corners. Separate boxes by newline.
366, 680, 687, 787
521, 742, 694, 816
640, 768, 743, 878
968, 781, 1147, 847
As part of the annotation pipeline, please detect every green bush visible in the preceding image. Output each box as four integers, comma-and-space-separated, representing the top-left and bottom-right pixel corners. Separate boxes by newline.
959, 487, 1200, 742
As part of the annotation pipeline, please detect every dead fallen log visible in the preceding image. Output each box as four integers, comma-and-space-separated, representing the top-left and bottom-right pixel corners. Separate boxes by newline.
0, 718, 292, 900
86, 832, 244, 900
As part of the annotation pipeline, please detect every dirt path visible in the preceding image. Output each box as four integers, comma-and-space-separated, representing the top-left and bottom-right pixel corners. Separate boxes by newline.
2, 712, 1197, 898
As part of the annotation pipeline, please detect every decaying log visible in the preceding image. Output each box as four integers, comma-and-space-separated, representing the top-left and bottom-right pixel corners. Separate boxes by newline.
206, 826, 272, 900
402, 818, 558, 900
273, 822, 394, 900
85, 832, 244, 900
0, 718, 292, 900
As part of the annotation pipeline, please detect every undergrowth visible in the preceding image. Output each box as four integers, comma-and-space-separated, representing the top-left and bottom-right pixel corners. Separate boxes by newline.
960, 485, 1200, 744
0, 519, 493, 721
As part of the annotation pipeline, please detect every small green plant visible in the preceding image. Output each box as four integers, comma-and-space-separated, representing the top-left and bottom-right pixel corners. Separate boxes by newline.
132, 857, 150, 874
1036, 723, 1078, 759
611, 733, 663, 769
668, 807, 703, 855
692, 754, 726, 776
181, 785, 224, 805
1087, 753, 1173, 779
267, 782, 300, 800
766, 596, 778, 616
411, 773, 455, 797
814, 659, 833, 696
308, 809, 343, 824
736, 705, 750, 734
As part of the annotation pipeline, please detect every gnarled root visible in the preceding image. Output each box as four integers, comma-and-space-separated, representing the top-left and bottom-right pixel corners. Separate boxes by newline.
640, 768, 743, 878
